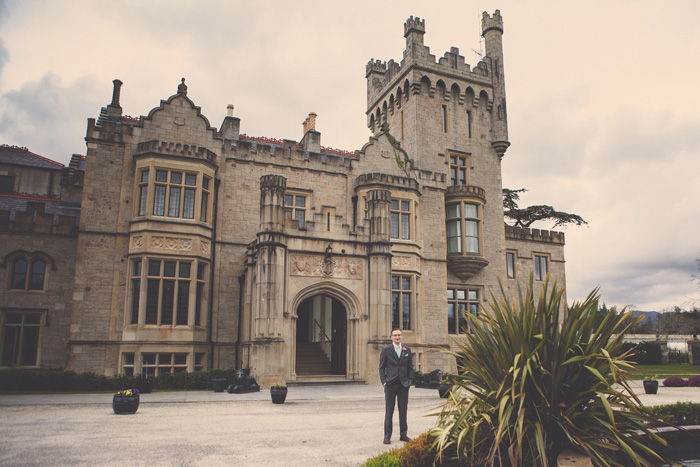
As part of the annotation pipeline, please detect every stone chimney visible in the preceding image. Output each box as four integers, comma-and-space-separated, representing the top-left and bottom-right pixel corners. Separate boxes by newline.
301, 112, 320, 153
220, 104, 240, 140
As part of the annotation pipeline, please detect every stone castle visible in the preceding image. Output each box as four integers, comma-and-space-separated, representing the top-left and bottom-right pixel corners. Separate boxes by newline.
0, 12, 566, 385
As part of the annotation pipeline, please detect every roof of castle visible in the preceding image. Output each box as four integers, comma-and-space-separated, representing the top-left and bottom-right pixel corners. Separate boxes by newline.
0, 145, 65, 170
239, 134, 355, 157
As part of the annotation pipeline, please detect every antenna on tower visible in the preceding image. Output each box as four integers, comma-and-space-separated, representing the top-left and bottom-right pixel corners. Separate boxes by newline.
472, 10, 484, 61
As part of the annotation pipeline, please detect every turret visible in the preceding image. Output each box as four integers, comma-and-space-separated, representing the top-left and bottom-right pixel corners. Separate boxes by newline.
482, 10, 510, 158
259, 175, 287, 232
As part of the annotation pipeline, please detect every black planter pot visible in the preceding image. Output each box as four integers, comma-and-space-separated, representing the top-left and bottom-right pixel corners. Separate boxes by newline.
212, 378, 228, 392
643, 380, 659, 394
438, 383, 451, 398
113, 394, 140, 414
270, 386, 288, 404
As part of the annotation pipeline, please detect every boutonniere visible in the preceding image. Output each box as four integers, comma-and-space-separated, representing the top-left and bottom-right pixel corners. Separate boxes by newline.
402, 347, 407, 352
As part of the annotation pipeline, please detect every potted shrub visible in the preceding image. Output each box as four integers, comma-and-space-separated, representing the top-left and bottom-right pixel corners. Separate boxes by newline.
644, 375, 659, 394
113, 388, 139, 414
437, 376, 451, 398
270, 382, 287, 404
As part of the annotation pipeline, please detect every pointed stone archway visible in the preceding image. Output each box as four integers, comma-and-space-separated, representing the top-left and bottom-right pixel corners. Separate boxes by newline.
290, 282, 362, 381
295, 295, 346, 375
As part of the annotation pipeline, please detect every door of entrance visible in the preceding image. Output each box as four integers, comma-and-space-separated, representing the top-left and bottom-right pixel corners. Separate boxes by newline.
296, 295, 346, 376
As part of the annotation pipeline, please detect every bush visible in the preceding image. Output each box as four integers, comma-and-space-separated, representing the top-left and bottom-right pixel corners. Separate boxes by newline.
662, 375, 700, 387
648, 402, 700, 426
430, 279, 668, 467
364, 434, 434, 467
0, 368, 247, 392
663, 377, 688, 387
688, 375, 700, 387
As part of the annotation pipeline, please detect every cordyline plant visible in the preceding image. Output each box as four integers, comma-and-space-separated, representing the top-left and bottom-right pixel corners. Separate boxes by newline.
430, 277, 668, 467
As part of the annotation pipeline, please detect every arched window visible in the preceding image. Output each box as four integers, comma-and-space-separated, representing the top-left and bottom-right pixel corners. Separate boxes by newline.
7, 254, 48, 290
29, 260, 46, 290
10, 258, 27, 289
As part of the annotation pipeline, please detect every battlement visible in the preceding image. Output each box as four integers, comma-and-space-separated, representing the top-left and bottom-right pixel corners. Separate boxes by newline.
0, 198, 79, 235
366, 15, 496, 112
365, 59, 387, 77
403, 16, 425, 36
505, 225, 565, 244
481, 10, 504, 35
355, 172, 420, 193
133, 139, 217, 165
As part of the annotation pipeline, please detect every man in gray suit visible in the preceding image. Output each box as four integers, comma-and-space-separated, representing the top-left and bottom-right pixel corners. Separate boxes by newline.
379, 328, 413, 444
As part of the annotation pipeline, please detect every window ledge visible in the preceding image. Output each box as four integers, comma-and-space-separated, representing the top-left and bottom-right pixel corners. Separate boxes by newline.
447, 254, 489, 280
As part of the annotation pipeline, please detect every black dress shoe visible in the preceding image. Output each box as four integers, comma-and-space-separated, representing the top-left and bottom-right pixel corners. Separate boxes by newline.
400, 436, 411, 442
383, 437, 391, 444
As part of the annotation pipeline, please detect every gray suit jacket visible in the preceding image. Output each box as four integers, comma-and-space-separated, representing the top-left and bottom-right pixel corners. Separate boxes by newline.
379, 344, 413, 387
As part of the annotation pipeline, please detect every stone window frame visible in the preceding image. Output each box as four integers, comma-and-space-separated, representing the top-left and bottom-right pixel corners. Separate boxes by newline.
283, 190, 309, 228
141, 352, 189, 376
391, 274, 413, 331
120, 350, 206, 376
447, 286, 480, 335
128, 256, 207, 327
6, 252, 50, 291
446, 200, 482, 255
0, 310, 44, 367
134, 164, 213, 224
390, 198, 412, 240
449, 153, 470, 187
506, 250, 517, 279
534, 254, 549, 281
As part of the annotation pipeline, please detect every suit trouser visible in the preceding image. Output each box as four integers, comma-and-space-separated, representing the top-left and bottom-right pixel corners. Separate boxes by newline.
384, 380, 409, 438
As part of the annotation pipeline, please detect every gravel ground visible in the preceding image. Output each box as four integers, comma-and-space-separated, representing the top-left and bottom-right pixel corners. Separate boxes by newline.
0, 392, 441, 466
2, 382, 699, 466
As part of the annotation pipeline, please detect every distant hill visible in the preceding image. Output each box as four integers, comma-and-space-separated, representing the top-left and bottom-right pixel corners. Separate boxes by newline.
630, 310, 659, 325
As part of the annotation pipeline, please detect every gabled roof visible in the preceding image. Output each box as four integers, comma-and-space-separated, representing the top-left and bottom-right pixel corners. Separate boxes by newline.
0, 145, 64, 170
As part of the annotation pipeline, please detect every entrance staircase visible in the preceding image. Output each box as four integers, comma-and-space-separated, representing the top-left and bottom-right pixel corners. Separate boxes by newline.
296, 341, 332, 375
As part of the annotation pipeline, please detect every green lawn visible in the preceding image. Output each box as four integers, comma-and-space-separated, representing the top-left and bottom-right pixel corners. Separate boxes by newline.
628, 364, 700, 380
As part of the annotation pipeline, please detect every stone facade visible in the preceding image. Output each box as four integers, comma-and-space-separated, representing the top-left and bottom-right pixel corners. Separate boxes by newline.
0, 12, 567, 385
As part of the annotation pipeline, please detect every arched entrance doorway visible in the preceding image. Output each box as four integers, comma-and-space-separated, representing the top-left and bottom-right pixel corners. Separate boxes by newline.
296, 294, 346, 375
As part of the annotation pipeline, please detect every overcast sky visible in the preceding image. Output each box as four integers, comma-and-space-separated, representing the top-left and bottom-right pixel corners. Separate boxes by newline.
1, 0, 698, 311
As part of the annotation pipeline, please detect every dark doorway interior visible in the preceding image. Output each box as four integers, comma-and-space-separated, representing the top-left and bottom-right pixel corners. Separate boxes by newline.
296, 295, 346, 376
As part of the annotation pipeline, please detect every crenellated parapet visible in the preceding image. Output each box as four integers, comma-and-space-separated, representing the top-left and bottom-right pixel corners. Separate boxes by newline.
403, 16, 425, 37
365, 59, 387, 78
505, 225, 565, 244
355, 172, 420, 194
0, 199, 79, 235
133, 139, 218, 166
366, 15, 499, 130
481, 10, 504, 35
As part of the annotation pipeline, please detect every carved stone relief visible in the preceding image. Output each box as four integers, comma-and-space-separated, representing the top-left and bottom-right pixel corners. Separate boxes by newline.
150, 236, 193, 251
392, 254, 419, 270
290, 254, 363, 280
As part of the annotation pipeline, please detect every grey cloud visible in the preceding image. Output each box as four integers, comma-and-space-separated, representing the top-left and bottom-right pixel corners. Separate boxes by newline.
0, 73, 101, 163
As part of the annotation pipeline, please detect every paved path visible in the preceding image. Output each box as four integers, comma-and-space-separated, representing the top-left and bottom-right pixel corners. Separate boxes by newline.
1, 382, 699, 466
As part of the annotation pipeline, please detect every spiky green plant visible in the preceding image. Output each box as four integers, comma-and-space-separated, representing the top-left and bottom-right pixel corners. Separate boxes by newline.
430, 277, 667, 467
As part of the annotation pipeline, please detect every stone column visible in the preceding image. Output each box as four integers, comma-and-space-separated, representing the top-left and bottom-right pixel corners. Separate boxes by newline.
250, 175, 288, 384
367, 189, 392, 340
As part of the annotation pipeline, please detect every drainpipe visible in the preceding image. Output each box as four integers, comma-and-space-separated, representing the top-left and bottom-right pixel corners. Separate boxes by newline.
236, 273, 245, 369
207, 178, 220, 370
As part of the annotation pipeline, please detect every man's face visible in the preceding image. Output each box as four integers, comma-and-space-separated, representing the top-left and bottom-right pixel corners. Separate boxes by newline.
391, 330, 402, 345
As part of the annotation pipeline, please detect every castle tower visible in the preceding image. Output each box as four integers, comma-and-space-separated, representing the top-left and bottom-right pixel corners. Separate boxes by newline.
482, 10, 510, 158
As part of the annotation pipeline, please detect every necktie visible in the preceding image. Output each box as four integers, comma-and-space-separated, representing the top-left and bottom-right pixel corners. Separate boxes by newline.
395, 345, 401, 358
